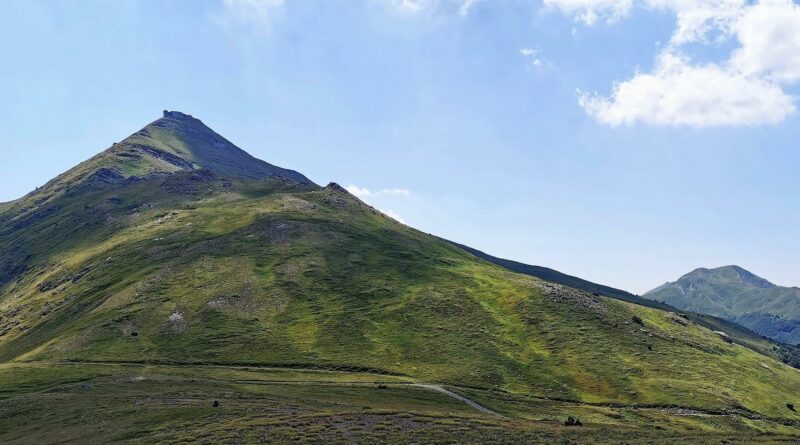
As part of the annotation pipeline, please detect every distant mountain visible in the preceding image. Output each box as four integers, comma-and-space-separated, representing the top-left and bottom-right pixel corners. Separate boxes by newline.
446, 242, 796, 362
645, 266, 800, 345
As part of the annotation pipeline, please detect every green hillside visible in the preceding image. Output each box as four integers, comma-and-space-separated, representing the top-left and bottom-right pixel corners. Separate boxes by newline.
645, 266, 800, 345
447, 241, 796, 367
2, 113, 800, 442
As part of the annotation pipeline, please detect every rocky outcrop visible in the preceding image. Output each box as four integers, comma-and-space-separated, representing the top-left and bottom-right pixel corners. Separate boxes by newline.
160, 169, 234, 195
128, 144, 195, 170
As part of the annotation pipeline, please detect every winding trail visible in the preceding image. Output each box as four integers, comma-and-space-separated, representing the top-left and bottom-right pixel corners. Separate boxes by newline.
15, 360, 505, 418
414, 384, 505, 418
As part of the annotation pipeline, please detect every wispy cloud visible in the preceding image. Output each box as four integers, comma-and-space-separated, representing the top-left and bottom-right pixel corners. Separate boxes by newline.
345, 185, 411, 198
215, 0, 285, 28
547, 0, 800, 127
519, 46, 550, 70
387, 0, 482, 16
544, 0, 633, 25
345, 185, 411, 225
459, 0, 482, 16
380, 209, 407, 224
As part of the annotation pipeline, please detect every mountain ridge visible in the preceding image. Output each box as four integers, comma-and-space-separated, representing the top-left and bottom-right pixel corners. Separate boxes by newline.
445, 241, 799, 364
3, 110, 312, 215
2, 112, 800, 441
645, 265, 800, 344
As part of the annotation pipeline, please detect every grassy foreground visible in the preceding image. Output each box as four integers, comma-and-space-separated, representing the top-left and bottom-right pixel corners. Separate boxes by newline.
1, 362, 798, 444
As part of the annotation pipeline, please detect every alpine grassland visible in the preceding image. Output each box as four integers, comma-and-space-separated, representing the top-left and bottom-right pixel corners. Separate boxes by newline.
1, 113, 799, 443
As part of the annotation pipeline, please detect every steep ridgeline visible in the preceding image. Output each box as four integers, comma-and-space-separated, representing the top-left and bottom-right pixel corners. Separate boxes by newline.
646, 266, 800, 345
0, 111, 312, 289
2, 110, 311, 216
0, 113, 799, 424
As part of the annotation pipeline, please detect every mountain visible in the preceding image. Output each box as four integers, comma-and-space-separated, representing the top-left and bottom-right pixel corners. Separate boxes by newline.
645, 266, 800, 345
446, 242, 799, 363
1, 113, 800, 443
4, 110, 311, 213
448, 241, 662, 305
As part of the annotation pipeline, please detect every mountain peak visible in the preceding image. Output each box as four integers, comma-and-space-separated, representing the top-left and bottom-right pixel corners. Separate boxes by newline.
17, 111, 314, 206
645, 265, 800, 344
162, 109, 199, 121
682, 265, 775, 289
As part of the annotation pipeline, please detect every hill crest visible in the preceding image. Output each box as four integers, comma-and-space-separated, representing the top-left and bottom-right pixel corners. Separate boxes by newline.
645, 265, 800, 344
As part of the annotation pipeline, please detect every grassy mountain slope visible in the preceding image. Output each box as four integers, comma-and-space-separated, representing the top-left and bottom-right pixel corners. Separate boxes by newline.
0, 111, 310, 224
447, 241, 788, 364
1, 113, 800, 441
446, 241, 645, 304
645, 266, 800, 345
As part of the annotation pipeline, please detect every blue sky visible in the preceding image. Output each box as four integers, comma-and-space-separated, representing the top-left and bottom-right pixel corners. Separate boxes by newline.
2, 0, 799, 293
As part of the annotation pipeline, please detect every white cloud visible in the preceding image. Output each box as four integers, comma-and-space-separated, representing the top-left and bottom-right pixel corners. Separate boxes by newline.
543, 0, 634, 25
578, 51, 795, 126
459, 0, 482, 16
392, 0, 426, 12
548, 0, 800, 127
217, 0, 285, 27
647, 0, 746, 44
387, 0, 482, 16
345, 185, 410, 224
380, 209, 407, 224
345, 185, 411, 198
519, 47, 546, 69
730, 0, 800, 83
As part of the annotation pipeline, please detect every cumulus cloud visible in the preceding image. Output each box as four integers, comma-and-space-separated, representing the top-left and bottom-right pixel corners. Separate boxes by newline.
578, 52, 794, 126
643, 0, 746, 44
548, 0, 800, 127
730, 0, 800, 83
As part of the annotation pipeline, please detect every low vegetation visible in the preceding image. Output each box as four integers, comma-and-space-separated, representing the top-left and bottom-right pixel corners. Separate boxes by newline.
1, 113, 799, 442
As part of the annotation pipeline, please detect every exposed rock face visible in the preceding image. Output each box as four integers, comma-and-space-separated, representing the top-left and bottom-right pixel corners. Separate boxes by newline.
85, 168, 127, 185
714, 331, 734, 343
324, 182, 349, 194
321, 183, 359, 209
160, 169, 234, 195
126, 144, 195, 170
163, 110, 198, 121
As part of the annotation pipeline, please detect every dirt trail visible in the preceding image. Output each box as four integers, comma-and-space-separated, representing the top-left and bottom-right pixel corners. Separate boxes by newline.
21, 360, 505, 417
414, 384, 505, 418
